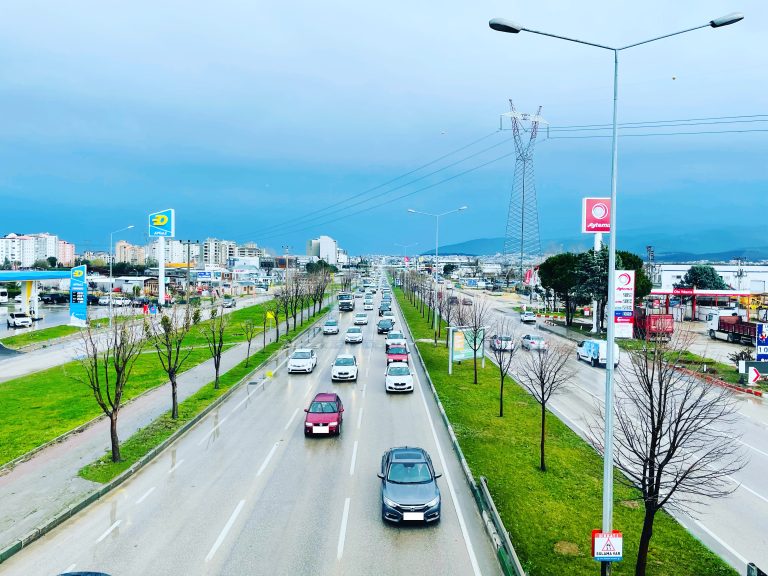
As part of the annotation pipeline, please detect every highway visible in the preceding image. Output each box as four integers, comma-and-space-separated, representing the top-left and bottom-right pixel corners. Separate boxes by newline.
0, 289, 501, 576
454, 286, 768, 571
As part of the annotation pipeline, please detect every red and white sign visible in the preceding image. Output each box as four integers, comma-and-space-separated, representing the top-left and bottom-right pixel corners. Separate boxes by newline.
592, 530, 623, 562
614, 270, 635, 339
749, 366, 762, 385
582, 197, 611, 234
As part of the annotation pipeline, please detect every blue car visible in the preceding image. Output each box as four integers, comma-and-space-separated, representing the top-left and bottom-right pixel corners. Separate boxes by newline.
378, 446, 441, 523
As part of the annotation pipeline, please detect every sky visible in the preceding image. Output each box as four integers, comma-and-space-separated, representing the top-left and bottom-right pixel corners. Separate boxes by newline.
0, 0, 765, 257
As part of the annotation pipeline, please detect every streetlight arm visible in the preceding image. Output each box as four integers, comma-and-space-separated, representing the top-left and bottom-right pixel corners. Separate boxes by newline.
618, 23, 709, 50
520, 27, 614, 50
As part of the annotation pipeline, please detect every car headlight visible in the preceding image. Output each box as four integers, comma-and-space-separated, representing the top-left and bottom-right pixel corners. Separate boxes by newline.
329, 421, 338, 426
383, 496, 398, 508
425, 496, 440, 508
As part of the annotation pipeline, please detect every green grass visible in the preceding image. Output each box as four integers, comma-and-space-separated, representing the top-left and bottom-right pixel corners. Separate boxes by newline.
394, 287, 737, 576
79, 305, 331, 483
0, 325, 80, 349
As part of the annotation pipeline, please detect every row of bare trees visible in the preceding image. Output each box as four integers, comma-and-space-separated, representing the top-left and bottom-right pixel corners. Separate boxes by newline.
273, 271, 332, 335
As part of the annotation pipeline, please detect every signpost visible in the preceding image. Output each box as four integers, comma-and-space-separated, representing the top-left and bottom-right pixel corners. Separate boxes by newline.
581, 198, 612, 234
613, 270, 635, 339
448, 326, 485, 375
69, 265, 88, 328
148, 208, 175, 308
757, 324, 768, 362
738, 360, 768, 385
592, 530, 623, 563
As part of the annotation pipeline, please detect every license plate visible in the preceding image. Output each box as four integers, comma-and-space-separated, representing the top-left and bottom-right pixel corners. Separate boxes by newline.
402, 512, 424, 521
313, 427, 330, 434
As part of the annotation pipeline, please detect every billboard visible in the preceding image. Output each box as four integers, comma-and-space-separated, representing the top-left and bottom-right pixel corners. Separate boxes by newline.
613, 270, 635, 339
451, 328, 484, 362
148, 208, 175, 237
69, 265, 88, 327
757, 324, 768, 362
582, 198, 611, 233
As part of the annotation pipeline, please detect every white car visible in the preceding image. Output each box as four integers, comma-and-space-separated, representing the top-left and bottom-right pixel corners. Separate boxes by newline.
323, 319, 340, 335
98, 296, 112, 306
521, 311, 537, 323
354, 313, 368, 325
521, 334, 548, 352
385, 331, 407, 350
345, 326, 364, 344
363, 302, 374, 311
7, 312, 33, 328
385, 362, 414, 393
381, 310, 396, 324
331, 354, 358, 381
489, 335, 514, 351
288, 349, 318, 373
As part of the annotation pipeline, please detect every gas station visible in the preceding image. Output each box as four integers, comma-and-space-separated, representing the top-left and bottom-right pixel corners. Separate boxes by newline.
0, 266, 88, 327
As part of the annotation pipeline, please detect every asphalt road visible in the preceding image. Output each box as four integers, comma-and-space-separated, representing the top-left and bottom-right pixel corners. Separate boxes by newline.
0, 289, 501, 576
455, 286, 768, 572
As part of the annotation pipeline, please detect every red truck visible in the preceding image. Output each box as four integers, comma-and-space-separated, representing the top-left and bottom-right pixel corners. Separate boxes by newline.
634, 308, 674, 341
707, 310, 761, 345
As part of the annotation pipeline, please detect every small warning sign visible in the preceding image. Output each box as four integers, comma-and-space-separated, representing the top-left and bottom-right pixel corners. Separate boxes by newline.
592, 530, 623, 562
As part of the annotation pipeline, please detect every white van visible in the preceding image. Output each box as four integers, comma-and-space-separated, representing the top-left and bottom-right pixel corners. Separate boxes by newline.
0, 287, 8, 303
576, 339, 620, 368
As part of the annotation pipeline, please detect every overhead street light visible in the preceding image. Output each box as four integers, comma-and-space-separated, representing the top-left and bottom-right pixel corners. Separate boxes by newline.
407, 206, 468, 336
489, 12, 742, 575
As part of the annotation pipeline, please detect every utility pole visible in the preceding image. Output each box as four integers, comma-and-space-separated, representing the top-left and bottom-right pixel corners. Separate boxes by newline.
180, 240, 199, 301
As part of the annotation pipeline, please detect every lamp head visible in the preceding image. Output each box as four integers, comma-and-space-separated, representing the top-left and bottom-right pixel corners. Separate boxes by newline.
458, 206, 468, 211
489, 18, 524, 34
407, 209, 417, 213
710, 12, 744, 28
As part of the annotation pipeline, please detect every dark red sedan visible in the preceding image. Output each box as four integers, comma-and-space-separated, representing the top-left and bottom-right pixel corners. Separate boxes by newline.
304, 393, 344, 436
386, 345, 409, 365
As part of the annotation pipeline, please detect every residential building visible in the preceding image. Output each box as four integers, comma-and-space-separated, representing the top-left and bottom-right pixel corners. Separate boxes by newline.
202, 238, 236, 266
0, 233, 36, 267
58, 241, 75, 266
236, 242, 263, 258
307, 235, 339, 266
115, 240, 146, 265
146, 239, 199, 265
29, 233, 59, 261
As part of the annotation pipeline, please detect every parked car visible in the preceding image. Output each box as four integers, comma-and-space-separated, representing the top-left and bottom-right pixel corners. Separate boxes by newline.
345, 326, 364, 344
521, 334, 548, 352
378, 446, 441, 523
462, 298, 472, 306
448, 296, 459, 305
386, 345, 409, 365
489, 335, 514, 351
40, 293, 69, 305
287, 348, 317, 373
385, 331, 407, 350
221, 298, 237, 308
331, 354, 358, 381
521, 311, 537, 323
385, 362, 414, 393
576, 339, 620, 368
6, 312, 32, 328
354, 313, 368, 325
304, 392, 344, 436
323, 319, 340, 335
377, 319, 395, 334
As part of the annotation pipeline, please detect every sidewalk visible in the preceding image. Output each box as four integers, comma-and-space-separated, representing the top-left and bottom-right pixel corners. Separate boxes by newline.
0, 301, 327, 554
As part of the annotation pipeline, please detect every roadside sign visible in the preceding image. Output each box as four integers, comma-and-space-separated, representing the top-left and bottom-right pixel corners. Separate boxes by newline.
69, 265, 88, 328
148, 208, 175, 237
592, 530, 623, 562
757, 324, 768, 361
582, 197, 611, 233
197, 271, 212, 279
613, 270, 635, 339
749, 367, 762, 385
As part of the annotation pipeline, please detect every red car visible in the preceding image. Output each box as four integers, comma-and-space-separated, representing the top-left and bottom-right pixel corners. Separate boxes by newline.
386, 345, 409, 365
304, 393, 344, 436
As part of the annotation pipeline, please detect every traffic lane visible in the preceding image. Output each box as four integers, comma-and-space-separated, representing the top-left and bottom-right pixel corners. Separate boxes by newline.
0, 313, 335, 576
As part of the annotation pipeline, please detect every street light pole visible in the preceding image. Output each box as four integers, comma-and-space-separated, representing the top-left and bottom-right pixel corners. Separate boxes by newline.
394, 242, 419, 271
489, 12, 743, 575
109, 224, 135, 328
408, 206, 468, 337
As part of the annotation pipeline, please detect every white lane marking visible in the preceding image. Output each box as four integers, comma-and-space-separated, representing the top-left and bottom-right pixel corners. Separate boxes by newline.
412, 366, 482, 576
205, 499, 245, 562
284, 408, 300, 431
362, 384, 367, 398
197, 414, 231, 446
357, 405, 364, 430
95, 520, 121, 543
337, 497, 351, 560
737, 438, 768, 459
257, 442, 279, 476
726, 475, 768, 505
304, 384, 314, 399
349, 441, 359, 476
691, 518, 749, 565
168, 459, 184, 475
135, 486, 156, 505
63, 564, 76, 573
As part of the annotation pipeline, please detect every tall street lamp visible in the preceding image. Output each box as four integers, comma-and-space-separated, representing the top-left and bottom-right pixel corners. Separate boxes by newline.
109, 224, 135, 327
408, 206, 468, 335
489, 12, 743, 575
395, 242, 419, 271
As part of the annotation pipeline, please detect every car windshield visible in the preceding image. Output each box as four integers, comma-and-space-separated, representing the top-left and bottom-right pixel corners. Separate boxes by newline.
325, 321, 337, 326
308, 401, 338, 414
292, 351, 311, 359
500, 337, 512, 341
335, 357, 354, 366
387, 333, 403, 339
388, 366, 410, 376
388, 347, 406, 355
379, 320, 392, 326
347, 327, 361, 333
530, 336, 543, 342
387, 462, 432, 484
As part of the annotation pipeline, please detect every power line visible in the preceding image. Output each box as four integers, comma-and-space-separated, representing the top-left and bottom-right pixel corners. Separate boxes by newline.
548, 113, 768, 131
547, 128, 768, 139
550, 118, 768, 133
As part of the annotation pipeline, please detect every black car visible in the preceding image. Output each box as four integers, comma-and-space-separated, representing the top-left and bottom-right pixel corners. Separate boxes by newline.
377, 319, 394, 334
40, 293, 69, 305
378, 304, 391, 317
378, 446, 441, 523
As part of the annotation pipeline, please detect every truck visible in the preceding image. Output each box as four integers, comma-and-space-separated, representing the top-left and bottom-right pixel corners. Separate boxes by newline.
337, 292, 355, 312
707, 310, 763, 345
634, 308, 674, 341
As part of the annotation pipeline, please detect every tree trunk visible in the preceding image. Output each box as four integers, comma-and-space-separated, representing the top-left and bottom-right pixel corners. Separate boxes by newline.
246, 341, 252, 367
214, 361, 221, 389
635, 506, 656, 576
262, 317, 266, 349
540, 402, 547, 471
473, 352, 478, 384
170, 372, 179, 419
110, 412, 121, 462
499, 377, 504, 417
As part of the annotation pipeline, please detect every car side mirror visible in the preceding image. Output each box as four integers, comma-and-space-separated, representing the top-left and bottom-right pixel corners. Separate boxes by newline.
303, 409, 308, 412
434, 473, 442, 479
377, 473, 384, 479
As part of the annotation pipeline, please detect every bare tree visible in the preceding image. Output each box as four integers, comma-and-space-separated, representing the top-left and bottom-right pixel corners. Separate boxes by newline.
487, 317, 519, 417
276, 284, 292, 333
516, 341, 574, 471
465, 297, 491, 384
77, 318, 143, 462
595, 332, 746, 576
144, 305, 194, 419
443, 296, 456, 347
202, 306, 229, 389
339, 272, 352, 292
241, 319, 259, 367
289, 274, 304, 330
264, 297, 280, 346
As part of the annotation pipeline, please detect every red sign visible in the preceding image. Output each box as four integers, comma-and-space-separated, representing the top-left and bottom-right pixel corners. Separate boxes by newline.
672, 287, 694, 296
582, 198, 611, 233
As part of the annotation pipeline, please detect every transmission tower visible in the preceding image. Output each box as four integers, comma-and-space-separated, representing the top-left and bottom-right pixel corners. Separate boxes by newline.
500, 101, 547, 283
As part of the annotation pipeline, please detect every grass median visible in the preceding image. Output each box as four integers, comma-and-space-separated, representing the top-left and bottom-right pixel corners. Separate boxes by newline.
0, 325, 80, 349
79, 305, 330, 483
394, 287, 736, 576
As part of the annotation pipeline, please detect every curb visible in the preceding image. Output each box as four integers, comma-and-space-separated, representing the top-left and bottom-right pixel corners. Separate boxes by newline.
0, 303, 331, 565
676, 366, 764, 398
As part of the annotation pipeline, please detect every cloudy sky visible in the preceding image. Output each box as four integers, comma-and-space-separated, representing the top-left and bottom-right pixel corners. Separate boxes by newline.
0, 0, 764, 256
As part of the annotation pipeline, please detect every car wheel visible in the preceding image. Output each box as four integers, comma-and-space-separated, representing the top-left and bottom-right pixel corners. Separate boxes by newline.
591, 357, 597, 367
708, 329, 716, 339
